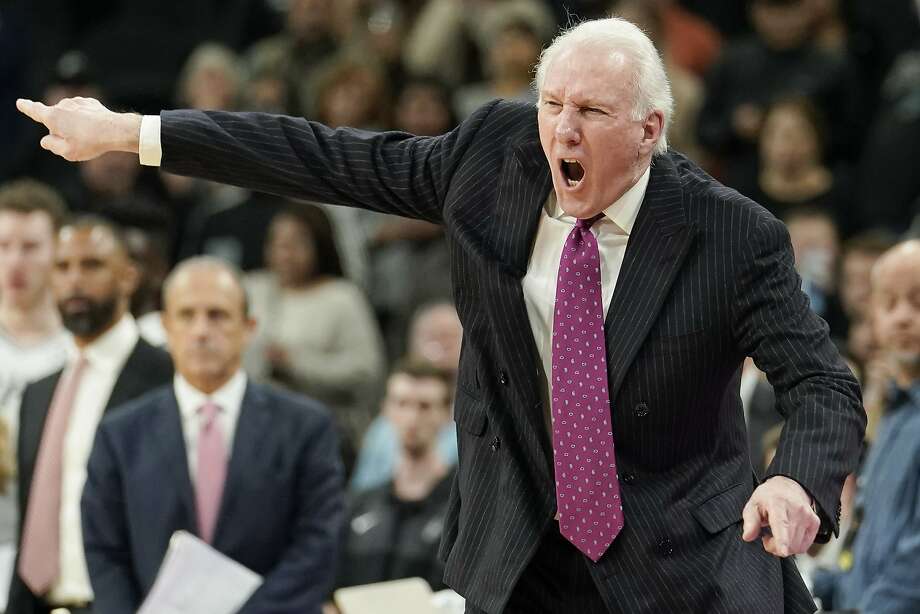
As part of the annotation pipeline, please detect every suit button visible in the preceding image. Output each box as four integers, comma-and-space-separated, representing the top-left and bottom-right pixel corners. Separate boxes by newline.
490, 437, 501, 452
634, 402, 649, 417
621, 472, 636, 484
657, 538, 673, 557
499, 370, 509, 385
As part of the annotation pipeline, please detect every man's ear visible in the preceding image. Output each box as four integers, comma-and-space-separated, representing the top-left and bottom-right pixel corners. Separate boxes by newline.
120, 260, 141, 299
639, 109, 664, 156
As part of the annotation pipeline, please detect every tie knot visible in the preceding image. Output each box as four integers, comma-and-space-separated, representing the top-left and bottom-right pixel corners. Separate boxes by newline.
575, 213, 604, 231
198, 401, 221, 423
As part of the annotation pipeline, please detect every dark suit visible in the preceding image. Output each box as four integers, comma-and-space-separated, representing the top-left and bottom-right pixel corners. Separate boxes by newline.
157, 100, 866, 613
9, 338, 173, 614
80, 381, 344, 614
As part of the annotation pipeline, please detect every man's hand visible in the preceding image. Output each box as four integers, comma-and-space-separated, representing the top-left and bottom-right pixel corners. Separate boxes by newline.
15, 97, 141, 162
741, 475, 820, 557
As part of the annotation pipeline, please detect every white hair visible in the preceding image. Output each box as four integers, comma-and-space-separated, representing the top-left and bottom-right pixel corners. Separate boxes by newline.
533, 17, 674, 156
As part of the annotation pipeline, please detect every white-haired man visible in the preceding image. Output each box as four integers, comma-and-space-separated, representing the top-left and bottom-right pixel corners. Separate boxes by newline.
17, 17, 863, 614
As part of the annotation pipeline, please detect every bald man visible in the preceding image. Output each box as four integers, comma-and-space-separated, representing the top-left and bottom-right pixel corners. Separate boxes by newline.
80, 257, 344, 614
11, 217, 173, 614
814, 240, 920, 613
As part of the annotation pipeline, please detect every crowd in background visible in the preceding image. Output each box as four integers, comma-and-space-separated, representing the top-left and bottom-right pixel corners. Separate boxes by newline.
0, 0, 919, 612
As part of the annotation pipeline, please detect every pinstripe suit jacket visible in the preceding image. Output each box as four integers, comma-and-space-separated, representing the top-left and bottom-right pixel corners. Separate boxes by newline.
158, 100, 865, 614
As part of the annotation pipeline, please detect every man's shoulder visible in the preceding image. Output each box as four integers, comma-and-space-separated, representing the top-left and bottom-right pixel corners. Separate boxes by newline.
98, 385, 174, 436
664, 150, 778, 231
246, 381, 334, 427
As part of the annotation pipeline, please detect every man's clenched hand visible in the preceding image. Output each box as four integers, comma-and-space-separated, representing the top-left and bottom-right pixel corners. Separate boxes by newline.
741, 475, 820, 557
16, 97, 142, 162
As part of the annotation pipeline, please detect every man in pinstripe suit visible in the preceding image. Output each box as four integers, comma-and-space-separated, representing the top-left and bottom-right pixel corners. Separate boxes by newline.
17, 17, 865, 614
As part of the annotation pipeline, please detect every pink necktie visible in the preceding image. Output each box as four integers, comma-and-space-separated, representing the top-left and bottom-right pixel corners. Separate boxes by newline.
196, 401, 227, 544
551, 215, 624, 562
18, 355, 88, 595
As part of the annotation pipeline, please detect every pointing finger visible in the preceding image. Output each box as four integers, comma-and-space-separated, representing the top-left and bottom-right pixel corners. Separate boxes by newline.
16, 98, 52, 127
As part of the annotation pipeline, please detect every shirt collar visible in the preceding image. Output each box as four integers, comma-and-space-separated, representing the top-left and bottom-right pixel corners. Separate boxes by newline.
65, 313, 139, 370
887, 380, 920, 412
174, 369, 247, 422
549, 165, 651, 235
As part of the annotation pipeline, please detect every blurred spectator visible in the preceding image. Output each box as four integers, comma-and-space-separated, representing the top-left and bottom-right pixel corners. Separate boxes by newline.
82, 257, 344, 614
125, 226, 172, 347
613, 0, 706, 163
407, 301, 462, 374
785, 207, 848, 339
247, 0, 342, 118
176, 43, 244, 111
351, 301, 461, 493
812, 240, 920, 612
697, 0, 858, 187
0, 180, 69, 572
0, 181, 69, 448
403, 0, 554, 89
315, 59, 389, 129
244, 206, 385, 473
740, 97, 855, 236
394, 76, 457, 136
9, 216, 172, 614
336, 358, 455, 592
453, 15, 542, 120
854, 48, 920, 235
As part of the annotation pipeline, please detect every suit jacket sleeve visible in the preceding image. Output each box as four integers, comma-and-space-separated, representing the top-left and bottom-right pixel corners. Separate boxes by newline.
158, 101, 499, 225
731, 214, 865, 540
81, 422, 143, 613
238, 407, 345, 614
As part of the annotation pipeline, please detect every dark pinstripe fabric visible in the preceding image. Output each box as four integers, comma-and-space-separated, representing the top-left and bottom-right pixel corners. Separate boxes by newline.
159, 100, 865, 614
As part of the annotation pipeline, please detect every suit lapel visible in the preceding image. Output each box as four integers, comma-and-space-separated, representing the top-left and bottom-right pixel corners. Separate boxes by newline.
604, 155, 698, 401
212, 383, 271, 547
482, 132, 556, 487
105, 340, 145, 412
155, 391, 197, 528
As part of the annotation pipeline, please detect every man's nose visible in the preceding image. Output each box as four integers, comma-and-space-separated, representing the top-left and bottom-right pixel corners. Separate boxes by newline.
555, 108, 582, 145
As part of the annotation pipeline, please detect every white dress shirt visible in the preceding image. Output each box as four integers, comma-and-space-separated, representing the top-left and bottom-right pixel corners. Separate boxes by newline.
138, 116, 162, 167
173, 370, 246, 483
49, 314, 139, 604
522, 167, 650, 425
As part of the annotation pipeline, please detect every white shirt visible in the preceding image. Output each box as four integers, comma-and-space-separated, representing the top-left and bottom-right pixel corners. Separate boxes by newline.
173, 370, 246, 483
0, 325, 69, 456
139, 116, 162, 167
522, 167, 650, 425
49, 314, 139, 604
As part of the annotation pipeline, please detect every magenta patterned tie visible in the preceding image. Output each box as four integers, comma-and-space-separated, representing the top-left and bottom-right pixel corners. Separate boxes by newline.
551, 214, 624, 562
196, 401, 227, 544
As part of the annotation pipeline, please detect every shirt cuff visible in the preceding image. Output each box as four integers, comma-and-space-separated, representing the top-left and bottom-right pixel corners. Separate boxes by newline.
138, 115, 162, 167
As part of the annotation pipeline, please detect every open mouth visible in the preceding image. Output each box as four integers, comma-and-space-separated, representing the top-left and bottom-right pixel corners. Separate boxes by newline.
560, 159, 585, 188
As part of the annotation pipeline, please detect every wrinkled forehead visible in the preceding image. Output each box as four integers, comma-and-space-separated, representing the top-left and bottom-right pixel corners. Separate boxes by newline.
540, 45, 632, 101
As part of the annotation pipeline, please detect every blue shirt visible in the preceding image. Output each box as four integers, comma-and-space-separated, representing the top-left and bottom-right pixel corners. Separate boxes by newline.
837, 381, 920, 613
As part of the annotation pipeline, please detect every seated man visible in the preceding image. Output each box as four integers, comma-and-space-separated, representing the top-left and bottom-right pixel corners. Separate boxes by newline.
336, 359, 456, 592
81, 256, 344, 614
813, 239, 920, 612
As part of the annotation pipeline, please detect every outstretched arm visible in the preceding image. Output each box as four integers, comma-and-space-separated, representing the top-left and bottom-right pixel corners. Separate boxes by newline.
16, 97, 497, 224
